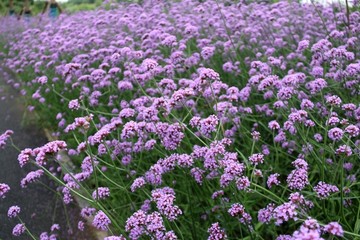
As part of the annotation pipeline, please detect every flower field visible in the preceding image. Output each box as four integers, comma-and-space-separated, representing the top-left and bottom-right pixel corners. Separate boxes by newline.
1, 0, 360, 239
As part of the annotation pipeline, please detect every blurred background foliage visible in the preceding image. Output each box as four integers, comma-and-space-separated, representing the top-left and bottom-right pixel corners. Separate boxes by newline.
0, 0, 352, 18
0, 0, 289, 16
0, 0, 108, 15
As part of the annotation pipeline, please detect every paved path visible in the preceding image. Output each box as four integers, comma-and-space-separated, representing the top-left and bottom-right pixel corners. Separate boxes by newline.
0, 70, 96, 240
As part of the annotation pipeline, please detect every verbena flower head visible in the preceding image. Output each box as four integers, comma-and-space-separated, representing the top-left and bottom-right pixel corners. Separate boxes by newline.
0, 130, 13, 149
12, 223, 26, 236
8, 206, 21, 218
207, 222, 227, 240
323, 222, 344, 237
313, 181, 339, 199
93, 210, 111, 231
0, 183, 10, 198
92, 187, 110, 200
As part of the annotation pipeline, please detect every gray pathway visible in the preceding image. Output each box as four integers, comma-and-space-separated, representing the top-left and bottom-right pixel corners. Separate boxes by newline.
0, 70, 96, 240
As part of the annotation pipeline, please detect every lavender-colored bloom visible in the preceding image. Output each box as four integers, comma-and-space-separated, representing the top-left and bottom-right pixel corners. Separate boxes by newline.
104, 236, 126, 240
287, 168, 309, 190
131, 177, 146, 192
38, 76, 48, 85
92, 187, 110, 200
211, 190, 224, 199
249, 153, 264, 165
268, 120, 281, 130
273, 202, 298, 225
177, 154, 194, 168
267, 173, 281, 188
191, 115, 219, 136
228, 203, 252, 225
336, 145, 352, 156
323, 222, 344, 236
0, 130, 13, 149
314, 133, 323, 142
236, 176, 250, 190
21, 170, 44, 188
313, 181, 339, 199
326, 95, 342, 106
50, 224, 60, 232
328, 127, 344, 141
78, 221, 85, 231
297, 40, 310, 52
68, 99, 80, 110
151, 187, 182, 221
80, 207, 96, 218
7, 205, 20, 218
276, 235, 292, 240
258, 203, 275, 224
125, 210, 146, 239
191, 167, 205, 185
0, 183, 10, 198
207, 222, 227, 240
251, 131, 261, 141
345, 125, 360, 137
12, 223, 26, 236
92, 210, 111, 231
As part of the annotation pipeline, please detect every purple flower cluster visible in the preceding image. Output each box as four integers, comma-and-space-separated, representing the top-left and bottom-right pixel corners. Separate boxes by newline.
313, 181, 339, 199
7, 205, 21, 218
1, 0, 360, 238
12, 223, 26, 236
0, 130, 13, 149
0, 183, 10, 198
92, 210, 111, 231
207, 222, 227, 240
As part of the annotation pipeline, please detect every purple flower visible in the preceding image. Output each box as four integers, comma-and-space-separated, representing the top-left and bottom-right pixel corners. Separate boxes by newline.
12, 223, 26, 236
92, 210, 111, 231
38, 76, 48, 85
273, 202, 298, 225
258, 203, 275, 224
326, 95, 342, 106
151, 187, 182, 221
191, 167, 205, 185
211, 190, 224, 200
276, 235, 292, 240
125, 210, 146, 239
8, 206, 21, 218
228, 203, 252, 224
314, 181, 339, 199
328, 128, 344, 141
268, 120, 281, 130
0, 183, 10, 198
68, 99, 80, 110
287, 168, 309, 190
80, 207, 96, 218
236, 176, 250, 190
249, 153, 264, 165
345, 125, 359, 137
177, 154, 194, 168
323, 222, 344, 237
131, 177, 146, 193
104, 236, 126, 240
50, 224, 60, 232
336, 145, 352, 156
17, 148, 33, 167
0, 130, 13, 149
92, 187, 110, 200
191, 115, 219, 137
207, 222, 227, 240
78, 221, 85, 231
267, 173, 281, 188
21, 170, 44, 188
